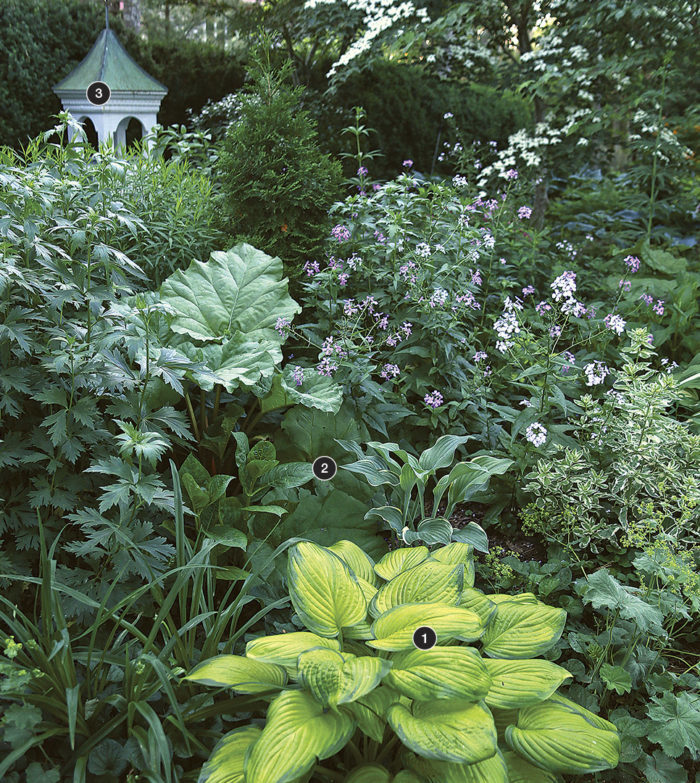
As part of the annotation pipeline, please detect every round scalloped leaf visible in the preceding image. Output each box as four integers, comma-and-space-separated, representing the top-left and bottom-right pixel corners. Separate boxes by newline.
288, 542, 367, 637
503, 750, 559, 783
405, 750, 508, 783
367, 603, 484, 651
505, 695, 621, 774
385, 646, 491, 702
184, 655, 286, 692
160, 243, 300, 343
458, 589, 497, 625
481, 600, 566, 659
374, 547, 430, 581
245, 690, 355, 783
483, 659, 572, 709
429, 544, 475, 587
387, 699, 498, 764
298, 648, 391, 707
245, 632, 341, 677
345, 765, 392, 783
370, 562, 464, 618
330, 540, 378, 584
197, 725, 261, 783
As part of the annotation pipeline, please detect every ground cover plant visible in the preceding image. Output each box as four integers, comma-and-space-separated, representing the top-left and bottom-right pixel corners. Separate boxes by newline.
1, 3, 699, 782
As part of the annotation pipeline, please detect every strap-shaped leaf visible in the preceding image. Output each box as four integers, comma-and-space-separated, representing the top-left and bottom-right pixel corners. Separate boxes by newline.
406, 750, 508, 783
503, 750, 559, 783
329, 539, 378, 584
245, 632, 341, 677
483, 659, 572, 709
374, 547, 429, 581
385, 647, 491, 702
197, 726, 261, 783
343, 686, 396, 742
160, 243, 300, 342
481, 600, 566, 659
298, 648, 391, 706
184, 655, 286, 692
288, 542, 367, 637
387, 699, 498, 763
368, 603, 484, 651
370, 562, 464, 618
245, 690, 355, 783
505, 695, 621, 774
459, 589, 497, 625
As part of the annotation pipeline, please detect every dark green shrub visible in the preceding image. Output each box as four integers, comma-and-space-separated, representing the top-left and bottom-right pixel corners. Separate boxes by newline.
215, 45, 342, 269
325, 60, 533, 178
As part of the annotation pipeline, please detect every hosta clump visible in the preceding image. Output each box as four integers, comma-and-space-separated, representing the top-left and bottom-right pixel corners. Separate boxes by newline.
185, 540, 620, 782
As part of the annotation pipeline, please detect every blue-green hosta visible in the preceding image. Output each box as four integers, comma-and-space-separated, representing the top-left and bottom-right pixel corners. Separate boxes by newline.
184, 541, 620, 782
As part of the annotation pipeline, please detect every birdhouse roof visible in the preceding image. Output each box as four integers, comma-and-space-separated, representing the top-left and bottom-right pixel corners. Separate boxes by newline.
53, 28, 167, 93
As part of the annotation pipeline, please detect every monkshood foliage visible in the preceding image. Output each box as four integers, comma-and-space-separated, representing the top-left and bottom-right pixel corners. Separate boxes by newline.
337, 435, 512, 548
184, 540, 621, 783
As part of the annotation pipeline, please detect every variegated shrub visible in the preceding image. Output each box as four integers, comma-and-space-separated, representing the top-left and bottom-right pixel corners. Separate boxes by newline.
185, 540, 621, 783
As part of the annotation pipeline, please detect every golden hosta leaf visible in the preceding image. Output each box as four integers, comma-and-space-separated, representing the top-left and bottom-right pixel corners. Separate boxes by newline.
385, 646, 491, 702
245, 631, 340, 677
374, 547, 430, 581
429, 543, 475, 587
481, 600, 566, 659
330, 539, 378, 584
483, 659, 572, 709
197, 726, 261, 783
288, 542, 367, 637
368, 603, 484, 651
298, 647, 391, 706
184, 655, 286, 693
370, 561, 464, 618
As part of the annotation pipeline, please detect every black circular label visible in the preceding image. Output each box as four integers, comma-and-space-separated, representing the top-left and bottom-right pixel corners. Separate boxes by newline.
312, 456, 337, 481
413, 626, 437, 650
86, 81, 111, 106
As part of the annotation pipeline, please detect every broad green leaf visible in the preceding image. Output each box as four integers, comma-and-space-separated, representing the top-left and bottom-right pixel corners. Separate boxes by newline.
288, 542, 367, 637
385, 646, 491, 702
330, 539, 378, 585
370, 561, 464, 618
646, 690, 700, 758
387, 699, 497, 763
600, 663, 632, 696
245, 632, 341, 677
368, 603, 483, 651
280, 367, 343, 413
578, 569, 664, 634
343, 686, 395, 742
505, 695, 621, 774
481, 600, 566, 659
365, 505, 405, 534
260, 462, 314, 489
345, 765, 391, 783
393, 773, 422, 783
245, 690, 354, 783
374, 547, 429, 581
406, 750, 508, 783
198, 725, 261, 783
503, 750, 558, 783
451, 522, 489, 553
404, 516, 453, 546
181, 335, 281, 392
418, 435, 471, 471
185, 655, 286, 692
298, 647, 391, 706
459, 589, 497, 624
483, 659, 572, 709
446, 457, 513, 511
160, 243, 300, 343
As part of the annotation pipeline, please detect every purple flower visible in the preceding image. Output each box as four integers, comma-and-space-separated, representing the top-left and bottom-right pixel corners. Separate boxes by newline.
338, 273, 349, 286
331, 224, 351, 242
372, 183, 381, 191
402, 321, 413, 337
640, 293, 654, 305
549, 325, 562, 338
653, 299, 665, 315
624, 255, 641, 273
291, 366, 305, 386
505, 169, 518, 180
473, 351, 487, 362
424, 390, 444, 408
275, 317, 290, 336
357, 166, 368, 176
380, 363, 400, 381
303, 260, 320, 276
317, 357, 338, 377
470, 269, 482, 286
522, 285, 535, 297
403, 159, 413, 168
536, 301, 552, 315
619, 279, 631, 292
518, 206, 533, 220
374, 230, 386, 244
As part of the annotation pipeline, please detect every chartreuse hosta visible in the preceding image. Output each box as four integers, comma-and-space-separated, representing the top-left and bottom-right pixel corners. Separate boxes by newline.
184, 541, 620, 783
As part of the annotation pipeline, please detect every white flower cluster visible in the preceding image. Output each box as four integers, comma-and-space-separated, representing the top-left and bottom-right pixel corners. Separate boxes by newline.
307, 0, 430, 77
584, 361, 610, 387
478, 123, 562, 187
494, 296, 522, 353
525, 422, 547, 447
